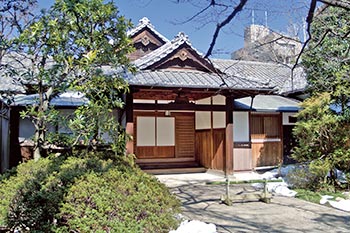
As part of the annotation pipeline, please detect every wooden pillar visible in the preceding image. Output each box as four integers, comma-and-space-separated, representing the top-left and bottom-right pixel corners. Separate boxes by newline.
9, 107, 21, 168
125, 92, 134, 155
210, 97, 214, 168
225, 95, 234, 175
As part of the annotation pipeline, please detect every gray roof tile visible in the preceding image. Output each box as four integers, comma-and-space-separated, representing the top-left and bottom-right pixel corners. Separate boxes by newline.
212, 59, 307, 94
235, 95, 301, 112
11, 92, 88, 106
126, 69, 273, 90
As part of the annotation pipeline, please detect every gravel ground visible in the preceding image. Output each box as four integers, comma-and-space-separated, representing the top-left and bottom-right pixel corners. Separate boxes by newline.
157, 172, 350, 233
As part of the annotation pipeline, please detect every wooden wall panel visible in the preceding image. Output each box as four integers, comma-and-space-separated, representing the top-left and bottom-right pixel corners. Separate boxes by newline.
251, 114, 281, 139
252, 142, 282, 167
195, 129, 225, 170
196, 130, 212, 168
136, 146, 175, 159
175, 114, 195, 158
234, 148, 252, 171
212, 129, 225, 170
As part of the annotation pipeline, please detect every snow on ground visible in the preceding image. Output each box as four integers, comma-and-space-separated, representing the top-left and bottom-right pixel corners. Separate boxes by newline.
170, 220, 217, 233
248, 165, 298, 197
320, 195, 350, 212
255, 165, 350, 211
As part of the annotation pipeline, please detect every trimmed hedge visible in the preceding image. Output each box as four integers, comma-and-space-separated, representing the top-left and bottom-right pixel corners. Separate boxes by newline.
0, 152, 180, 232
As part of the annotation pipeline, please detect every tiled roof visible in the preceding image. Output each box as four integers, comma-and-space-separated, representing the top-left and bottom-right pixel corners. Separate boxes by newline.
11, 92, 88, 107
212, 59, 306, 94
0, 53, 28, 93
234, 95, 301, 112
0, 74, 24, 93
127, 17, 169, 43
126, 69, 272, 90
133, 32, 202, 70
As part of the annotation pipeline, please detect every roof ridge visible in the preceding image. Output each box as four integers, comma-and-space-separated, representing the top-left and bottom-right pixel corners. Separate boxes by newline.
127, 17, 170, 43
212, 58, 290, 67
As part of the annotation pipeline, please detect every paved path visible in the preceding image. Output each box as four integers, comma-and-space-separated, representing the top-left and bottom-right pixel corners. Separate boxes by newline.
157, 173, 350, 233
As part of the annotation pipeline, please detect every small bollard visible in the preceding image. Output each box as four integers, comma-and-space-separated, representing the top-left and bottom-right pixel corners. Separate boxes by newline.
260, 179, 271, 204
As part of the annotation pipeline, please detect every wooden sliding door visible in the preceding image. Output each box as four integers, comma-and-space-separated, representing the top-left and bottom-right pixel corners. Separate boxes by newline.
134, 112, 195, 160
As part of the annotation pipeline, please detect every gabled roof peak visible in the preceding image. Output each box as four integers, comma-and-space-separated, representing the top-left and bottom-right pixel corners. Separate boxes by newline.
173, 32, 192, 45
138, 17, 152, 27
174, 32, 189, 41
127, 17, 169, 43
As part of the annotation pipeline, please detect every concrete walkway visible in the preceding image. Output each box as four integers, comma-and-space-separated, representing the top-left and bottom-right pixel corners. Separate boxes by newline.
156, 172, 350, 233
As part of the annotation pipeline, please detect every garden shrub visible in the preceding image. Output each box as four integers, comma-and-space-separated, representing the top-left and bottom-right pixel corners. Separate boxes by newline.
286, 162, 339, 192
0, 157, 58, 228
285, 165, 321, 190
0, 152, 180, 232
55, 167, 180, 232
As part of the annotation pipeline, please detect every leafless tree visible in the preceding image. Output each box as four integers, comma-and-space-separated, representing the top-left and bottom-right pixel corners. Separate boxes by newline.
174, 0, 350, 59
0, 0, 37, 65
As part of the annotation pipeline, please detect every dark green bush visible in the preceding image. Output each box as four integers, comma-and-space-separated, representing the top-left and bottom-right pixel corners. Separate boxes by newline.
285, 165, 320, 190
0, 152, 180, 232
55, 167, 180, 232
286, 163, 336, 192
0, 158, 56, 228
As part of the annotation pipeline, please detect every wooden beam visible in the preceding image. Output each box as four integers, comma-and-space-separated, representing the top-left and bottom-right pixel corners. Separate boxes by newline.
125, 93, 134, 155
225, 96, 234, 175
133, 103, 227, 111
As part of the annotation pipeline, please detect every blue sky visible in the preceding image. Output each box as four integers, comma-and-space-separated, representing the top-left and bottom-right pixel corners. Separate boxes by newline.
37, 0, 309, 58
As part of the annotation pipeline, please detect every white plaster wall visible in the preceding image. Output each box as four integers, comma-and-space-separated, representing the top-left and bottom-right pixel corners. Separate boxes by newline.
195, 112, 211, 130
133, 99, 155, 103
136, 117, 155, 146
212, 95, 225, 105
283, 112, 297, 125
157, 100, 172, 104
233, 112, 250, 142
136, 116, 175, 146
234, 148, 252, 170
213, 112, 225, 129
196, 97, 210, 105
157, 117, 175, 146
196, 95, 226, 105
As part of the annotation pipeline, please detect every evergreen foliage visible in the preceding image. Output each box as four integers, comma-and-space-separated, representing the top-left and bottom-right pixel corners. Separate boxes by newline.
11, 0, 135, 159
0, 153, 180, 232
293, 6, 350, 190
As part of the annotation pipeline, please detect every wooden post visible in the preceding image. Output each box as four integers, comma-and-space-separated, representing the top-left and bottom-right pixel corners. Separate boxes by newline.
9, 107, 21, 168
225, 95, 234, 175
210, 97, 214, 169
125, 93, 134, 155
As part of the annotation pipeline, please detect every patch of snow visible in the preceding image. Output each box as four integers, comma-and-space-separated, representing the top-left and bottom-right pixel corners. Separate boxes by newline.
169, 220, 217, 233
251, 180, 297, 197
273, 185, 298, 197
320, 195, 334, 205
260, 171, 277, 180
328, 200, 350, 212
320, 195, 350, 212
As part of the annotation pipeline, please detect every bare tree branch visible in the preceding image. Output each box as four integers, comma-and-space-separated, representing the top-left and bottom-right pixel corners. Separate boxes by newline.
177, 2, 214, 24
205, 0, 248, 58
292, 0, 317, 71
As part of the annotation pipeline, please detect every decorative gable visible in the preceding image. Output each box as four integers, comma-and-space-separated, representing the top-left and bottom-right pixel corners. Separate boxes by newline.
134, 32, 219, 74
128, 17, 169, 61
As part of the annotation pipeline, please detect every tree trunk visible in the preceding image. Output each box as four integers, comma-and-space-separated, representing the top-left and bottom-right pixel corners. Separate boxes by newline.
33, 116, 45, 161
33, 87, 53, 161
